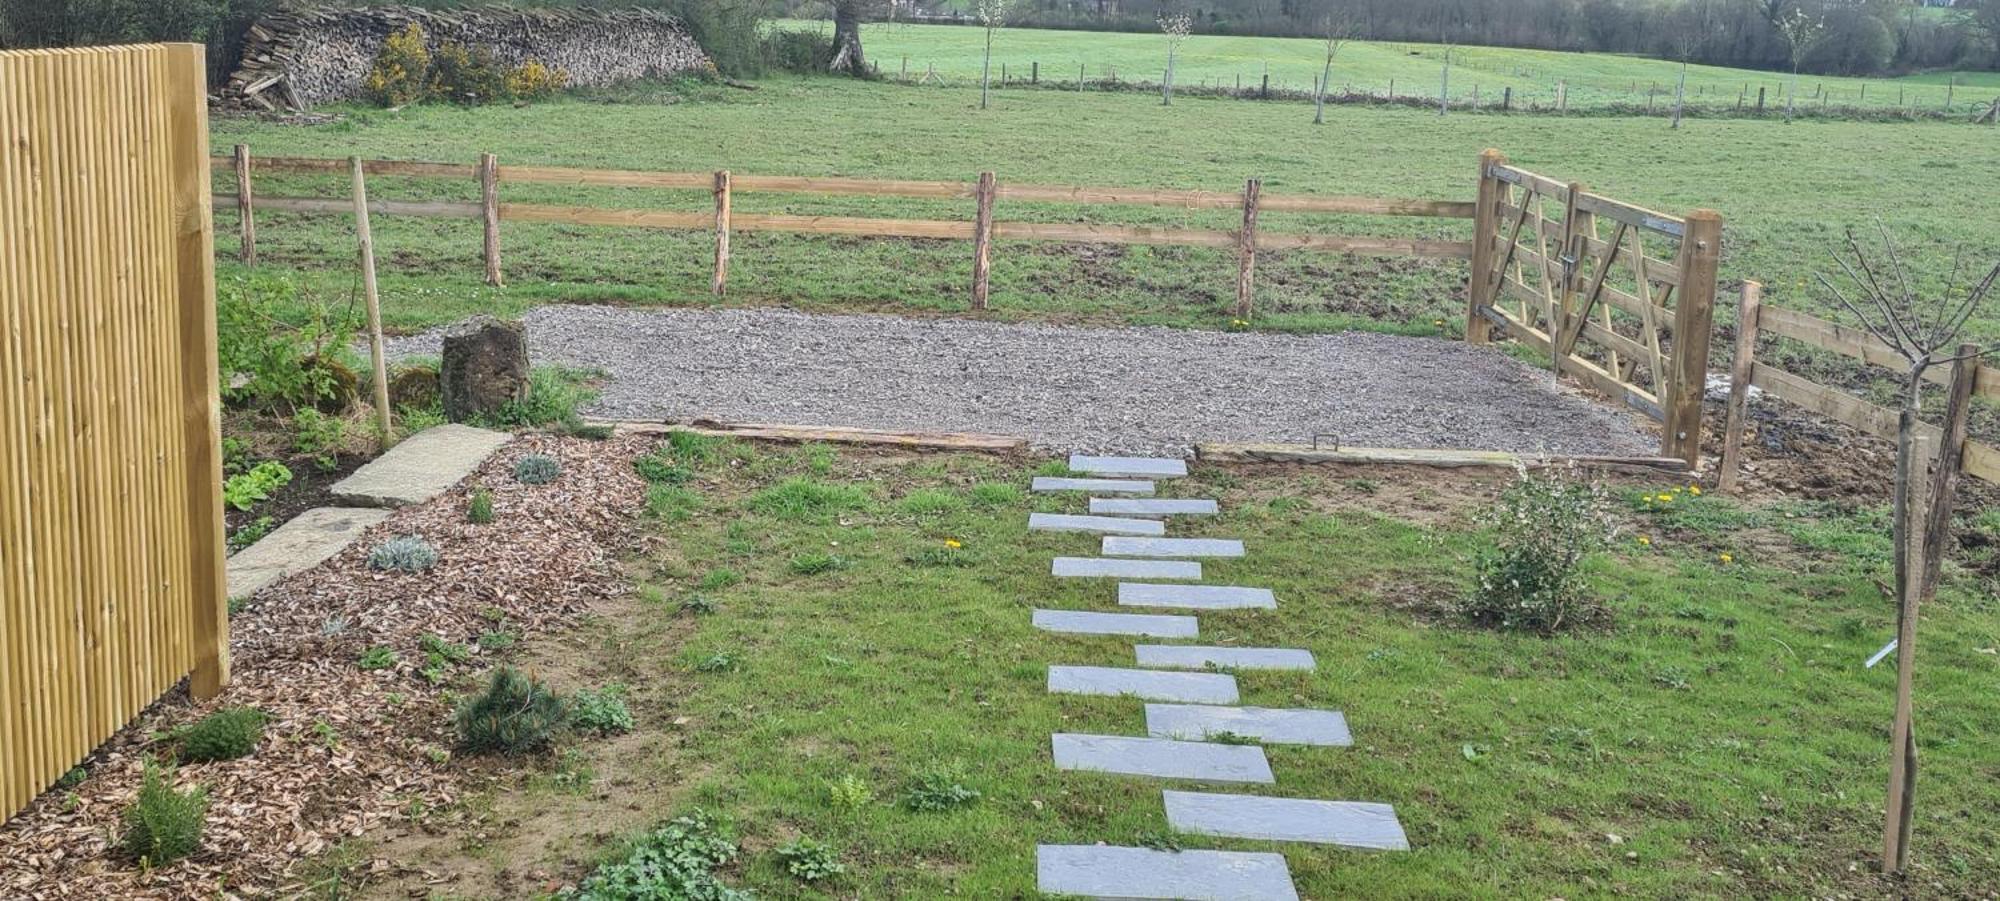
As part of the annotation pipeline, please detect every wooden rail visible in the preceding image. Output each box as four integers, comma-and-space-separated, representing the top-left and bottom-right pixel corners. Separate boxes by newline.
1717, 288, 2000, 487
209, 152, 1474, 318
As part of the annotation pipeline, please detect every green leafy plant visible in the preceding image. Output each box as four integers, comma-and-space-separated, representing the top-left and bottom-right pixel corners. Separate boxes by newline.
825, 774, 874, 814
429, 40, 507, 104
222, 461, 292, 512
1461, 469, 1616, 633
368, 535, 438, 573
678, 594, 717, 615
453, 666, 569, 755
291, 408, 346, 472
902, 760, 982, 812
694, 652, 738, 673
176, 707, 267, 763
514, 453, 561, 485
221, 436, 251, 476
484, 367, 598, 432
227, 516, 275, 552
633, 450, 692, 485
775, 836, 846, 882
468, 487, 495, 524
357, 646, 397, 670
421, 633, 471, 667
215, 272, 359, 413
478, 629, 518, 651
788, 551, 848, 575
562, 811, 748, 900
121, 759, 208, 866
571, 684, 635, 735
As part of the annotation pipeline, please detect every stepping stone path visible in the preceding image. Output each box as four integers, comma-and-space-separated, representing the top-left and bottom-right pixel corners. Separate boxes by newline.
1034, 609, 1199, 638
226, 507, 390, 600
1021, 454, 1406, 899
1027, 512, 1165, 536
330, 423, 512, 507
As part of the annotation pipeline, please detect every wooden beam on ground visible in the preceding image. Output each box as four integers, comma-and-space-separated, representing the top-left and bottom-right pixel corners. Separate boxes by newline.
1195, 443, 1689, 472
590, 419, 1027, 453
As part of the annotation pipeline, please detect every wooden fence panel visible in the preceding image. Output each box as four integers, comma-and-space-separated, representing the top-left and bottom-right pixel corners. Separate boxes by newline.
0, 44, 226, 821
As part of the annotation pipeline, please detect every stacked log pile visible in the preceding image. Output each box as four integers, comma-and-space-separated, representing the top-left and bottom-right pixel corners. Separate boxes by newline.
224, 5, 711, 110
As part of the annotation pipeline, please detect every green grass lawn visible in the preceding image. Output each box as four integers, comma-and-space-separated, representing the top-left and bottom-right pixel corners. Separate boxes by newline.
210, 76, 2000, 357
418, 437, 2000, 897
802, 19, 2000, 112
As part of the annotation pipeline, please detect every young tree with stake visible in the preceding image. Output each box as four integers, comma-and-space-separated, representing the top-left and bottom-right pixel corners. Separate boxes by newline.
1314, 13, 1354, 125
1772, 6, 1823, 123
977, 0, 1007, 110
1158, 12, 1192, 106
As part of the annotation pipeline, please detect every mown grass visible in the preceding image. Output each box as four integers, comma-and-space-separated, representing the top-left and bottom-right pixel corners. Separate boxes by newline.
515, 441, 2000, 897
815, 19, 2000, 112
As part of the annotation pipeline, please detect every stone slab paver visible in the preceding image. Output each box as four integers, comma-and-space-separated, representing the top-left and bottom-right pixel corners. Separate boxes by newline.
1028, 513, 1165, 536
1102, 536, 1246, 558
1163, 791, 1410, 850
1091, 497, 1219, 517
1068, 455, 1189, 479
1032, 477, 1155, 495
1035, 610, 1199, 638
226, 507, 391, 599
1145, 704, 1352, 746
1052, 733, 1274, 783
1052, 557, 1202, 580
1136, 645, 1316, 671
1119, 583, 1277, 610
1049, 666, 1239, 703
330, 424, 512, 508
1036, 844, 1299, 901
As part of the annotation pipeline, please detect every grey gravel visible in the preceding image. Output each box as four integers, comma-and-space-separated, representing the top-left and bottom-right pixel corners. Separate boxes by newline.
385, 306, 1656, 456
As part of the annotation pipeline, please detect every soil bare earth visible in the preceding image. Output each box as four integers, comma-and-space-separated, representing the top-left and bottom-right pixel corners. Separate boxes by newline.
385, 306, 1657, 458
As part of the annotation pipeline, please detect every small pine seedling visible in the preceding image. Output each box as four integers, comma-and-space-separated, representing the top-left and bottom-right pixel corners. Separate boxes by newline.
176, 707, 267, 763
467, 487, 495, 524
121, 760, 208, 866
453, 666, 568, 755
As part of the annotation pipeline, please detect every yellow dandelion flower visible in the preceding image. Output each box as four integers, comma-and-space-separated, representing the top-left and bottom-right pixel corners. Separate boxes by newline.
1718, 552, 1733, 564
944, 538, 962, 549
1689, 485, 1702, 496
1637, 536, 1652, 545
1657, 494, 1674, 503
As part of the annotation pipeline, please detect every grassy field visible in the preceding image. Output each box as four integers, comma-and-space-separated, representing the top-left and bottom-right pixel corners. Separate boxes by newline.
806, 20, 2000, 112
370, 438, 2000, 897
211, 76, 2000, 364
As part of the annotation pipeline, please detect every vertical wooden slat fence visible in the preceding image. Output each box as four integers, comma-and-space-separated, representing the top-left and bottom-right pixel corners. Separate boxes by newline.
0, 43, 227, 821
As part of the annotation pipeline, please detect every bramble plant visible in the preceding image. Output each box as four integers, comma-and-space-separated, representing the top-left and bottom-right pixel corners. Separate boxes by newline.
1461, 468, 1616, 633
291, 408, 346, 472
369, 535, 439, 573
121, 760, 208, 866
215, 272, 360, 414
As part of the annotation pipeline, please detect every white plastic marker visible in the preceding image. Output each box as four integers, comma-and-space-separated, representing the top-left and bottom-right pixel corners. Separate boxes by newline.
1865, 639, 1898, 669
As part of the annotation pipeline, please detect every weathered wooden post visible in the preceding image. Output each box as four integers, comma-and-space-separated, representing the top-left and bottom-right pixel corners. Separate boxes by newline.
1032, 60, 1038, 84
1465, 149, 1504, 344
712, 169, 731, 297
1757, 86, 1766, 113
971, 171, 996, 310
1663, 210, 1722, 467
1922, 343, 1979, 594
1235, 178, 1261, 319
479, 152, 502, 287
233, 143, 256, 265
349, 157, 394, 447
1717, 280, 1761, 492
1502, 86, 1511, 111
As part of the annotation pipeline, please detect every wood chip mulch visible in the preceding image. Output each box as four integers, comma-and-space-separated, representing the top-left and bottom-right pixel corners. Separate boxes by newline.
0, 433, 655, 899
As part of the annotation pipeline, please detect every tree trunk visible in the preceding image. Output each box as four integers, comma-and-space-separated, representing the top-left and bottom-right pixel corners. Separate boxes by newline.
830, 0, 868, 77
1883, 364, 1929, 873
1315, 53, 1333, 123
1439, 48, 1451, 116
979, 28, 993, 108
1672, 61, 1687, 128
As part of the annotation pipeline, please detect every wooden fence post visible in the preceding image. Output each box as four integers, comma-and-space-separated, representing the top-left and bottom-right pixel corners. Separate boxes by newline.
1717, 280, 1761, 492
166, 43, 229, 700
1550, 181, 1587, 372
971, 171, 996, 310
1664, 210, 1722, 467
1502, 86, 1511, 111
1464, 148, 1504, 344
1235, 178, 1261, 319
350, 157, 394, 447
479, 152, 502, 287
233, 143, 256, 265
1922, 342, 1979, 595
1032, 60, 1038, 84
712, 169, 731, 296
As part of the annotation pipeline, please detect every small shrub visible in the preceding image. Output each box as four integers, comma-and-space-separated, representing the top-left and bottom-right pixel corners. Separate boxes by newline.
562, 812, 747, 900
645, 484, 703, 521
362, 23, 432, 107
760, 27, 833, 73
177, 707, 267, 763
902, 760, 981, 812
291, 408, 346, 472
468, 488, 495, 524
514, 453, 561, 485
121, 760, 207, 866
505, 59, 569, 99
825, 774, 874, 814
1461, 469, 1616, 633
571, 684, 635, 735
369, 535, 438, 573
454, 666, 568, 755
775, 836, 846, 882
216, 272, 360, 413
357, 646, 397, 670
430, 40, 506, 104
222, 461, 292, 512
788, 552, 847, 576
749, 477, 868, 521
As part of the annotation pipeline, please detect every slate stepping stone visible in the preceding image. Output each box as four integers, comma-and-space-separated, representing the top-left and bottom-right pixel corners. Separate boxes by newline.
226, 507, 391, 600
1052, 557, 1202, 580
1145, 704, 1352, 746
1032, 476, 1155, 495
1028, 512, 1166, 536
1136, 645, 1315, 671
1051, 734, 1274, 783
1049, 666, 1239, 703
1037, 844, 1299, 901
1119, 583, 1276, 610
1035, 610, 1199, 638
330, 424, 511, 507
1067, 455, 1190, 479
1102, 536, 1245, 558
1092, 497, 1219, 517
1163, 790, 1410, 850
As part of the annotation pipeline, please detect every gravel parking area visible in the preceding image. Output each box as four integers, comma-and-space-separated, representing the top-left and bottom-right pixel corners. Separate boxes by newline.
386, 306, 1657, 457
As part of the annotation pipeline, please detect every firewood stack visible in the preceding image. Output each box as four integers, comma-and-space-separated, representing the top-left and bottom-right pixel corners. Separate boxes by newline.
223, 4, 712, 110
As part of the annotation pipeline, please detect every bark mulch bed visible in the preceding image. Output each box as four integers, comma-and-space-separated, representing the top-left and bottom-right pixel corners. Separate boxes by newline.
0, 433, 654, 899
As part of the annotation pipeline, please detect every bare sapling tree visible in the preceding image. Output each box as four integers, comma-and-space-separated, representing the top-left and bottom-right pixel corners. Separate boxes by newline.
1158, 12, 1193, 106
1437, 40, 1455, 115
1313, 12, 1354, 125
1670, 14, 1703, 129
976, 0, 1008, 109
1813, 224, 1998, 874
1772, 6, 1823, 123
